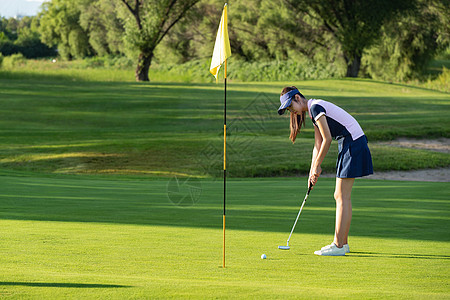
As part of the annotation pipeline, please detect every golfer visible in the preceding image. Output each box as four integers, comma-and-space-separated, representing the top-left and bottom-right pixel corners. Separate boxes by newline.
278, 86, 373, 256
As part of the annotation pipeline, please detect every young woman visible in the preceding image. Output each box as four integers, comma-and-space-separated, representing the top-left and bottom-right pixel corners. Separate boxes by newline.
278, 86, 373, 256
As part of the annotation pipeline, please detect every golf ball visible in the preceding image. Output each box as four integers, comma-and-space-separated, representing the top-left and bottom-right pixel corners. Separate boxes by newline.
261, 254, 267, 259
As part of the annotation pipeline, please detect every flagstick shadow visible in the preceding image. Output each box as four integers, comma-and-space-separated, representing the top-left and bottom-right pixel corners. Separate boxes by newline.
0, 282, 131, 288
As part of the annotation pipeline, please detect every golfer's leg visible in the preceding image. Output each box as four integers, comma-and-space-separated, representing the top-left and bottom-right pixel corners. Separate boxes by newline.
333, 178, 355, 247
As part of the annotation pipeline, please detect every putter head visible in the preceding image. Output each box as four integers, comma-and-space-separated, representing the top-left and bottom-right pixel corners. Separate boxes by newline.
278, 245, 290, 250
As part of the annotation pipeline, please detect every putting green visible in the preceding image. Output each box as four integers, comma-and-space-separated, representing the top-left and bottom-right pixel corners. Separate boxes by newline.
0, 174, 448, 298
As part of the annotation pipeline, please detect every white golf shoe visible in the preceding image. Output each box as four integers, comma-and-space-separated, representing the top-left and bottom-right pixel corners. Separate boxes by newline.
314, 243, 346, 256
321, 242, 350, 253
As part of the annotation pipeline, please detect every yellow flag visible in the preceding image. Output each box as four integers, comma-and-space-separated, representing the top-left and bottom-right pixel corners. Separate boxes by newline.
210, 3, 231, 82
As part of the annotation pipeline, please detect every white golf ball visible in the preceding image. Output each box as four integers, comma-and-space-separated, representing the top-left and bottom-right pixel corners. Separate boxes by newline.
261, 254, 267, 259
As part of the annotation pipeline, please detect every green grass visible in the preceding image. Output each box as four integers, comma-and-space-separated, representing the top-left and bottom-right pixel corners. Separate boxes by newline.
0, 58, 136, 82
0, 76, 448, 177
0, 65, 448, 298
0, 174, 448, 298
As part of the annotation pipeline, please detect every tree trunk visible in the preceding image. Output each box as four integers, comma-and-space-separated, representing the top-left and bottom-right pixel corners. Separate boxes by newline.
345, 54, 362, 77
135, 51, 153, 82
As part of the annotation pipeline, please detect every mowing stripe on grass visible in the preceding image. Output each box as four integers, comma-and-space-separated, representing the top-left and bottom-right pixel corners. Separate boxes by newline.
0, 174, 448, 298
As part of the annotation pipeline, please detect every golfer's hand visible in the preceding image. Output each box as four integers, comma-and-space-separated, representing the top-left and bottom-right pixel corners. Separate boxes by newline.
309, 166, 322, 188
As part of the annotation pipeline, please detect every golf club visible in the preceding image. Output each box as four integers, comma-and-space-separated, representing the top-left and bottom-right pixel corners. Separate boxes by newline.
278, 185, 312, 250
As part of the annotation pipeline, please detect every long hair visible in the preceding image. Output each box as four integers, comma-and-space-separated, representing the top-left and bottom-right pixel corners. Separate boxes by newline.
281, 86, 306, 144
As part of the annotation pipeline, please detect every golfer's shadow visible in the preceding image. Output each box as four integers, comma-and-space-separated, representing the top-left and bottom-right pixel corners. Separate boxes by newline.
0, 282, 131, 288
349, 252, 450, 260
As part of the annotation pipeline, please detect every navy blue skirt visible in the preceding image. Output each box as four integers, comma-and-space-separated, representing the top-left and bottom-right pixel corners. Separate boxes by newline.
336, 135, 373, 178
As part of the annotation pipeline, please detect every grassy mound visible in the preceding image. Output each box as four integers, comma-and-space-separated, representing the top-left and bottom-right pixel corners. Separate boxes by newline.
0, 76, 448, 177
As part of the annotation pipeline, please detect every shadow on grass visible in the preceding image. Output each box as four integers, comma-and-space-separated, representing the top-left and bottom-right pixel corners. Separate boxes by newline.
0, 282, 131, 288
349, 252, 450, 260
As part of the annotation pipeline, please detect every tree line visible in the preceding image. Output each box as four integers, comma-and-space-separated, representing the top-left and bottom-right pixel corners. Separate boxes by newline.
0, 0, 448, 82
0, 16, 55, 59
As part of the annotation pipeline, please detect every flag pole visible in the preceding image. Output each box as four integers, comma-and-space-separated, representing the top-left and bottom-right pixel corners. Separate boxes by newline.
223, 58, 227, 269
209, 2, 230, 269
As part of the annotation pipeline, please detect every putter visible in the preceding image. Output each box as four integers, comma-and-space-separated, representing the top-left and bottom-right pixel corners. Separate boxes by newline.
278, 185, 312, 250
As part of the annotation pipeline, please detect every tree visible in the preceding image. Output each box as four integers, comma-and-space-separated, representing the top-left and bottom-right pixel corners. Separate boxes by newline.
78, 0, 126, 56
363, 0, 450, 81
284, 0, 415, 77
240, 0, 339, 62
0, 16, 55, 58
38, 0, 91, 60
154, 0, 223, 63
15, 20, 56, 58
230, 0, 276, 61
119, 0, 200, 81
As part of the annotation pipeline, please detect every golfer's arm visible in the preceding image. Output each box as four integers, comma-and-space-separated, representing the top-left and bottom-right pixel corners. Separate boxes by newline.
310, 126, 322, 174
313, 116, 332, 170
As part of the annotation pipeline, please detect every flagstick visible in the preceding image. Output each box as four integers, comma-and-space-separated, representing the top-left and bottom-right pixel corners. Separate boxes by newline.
209, 2, 230, 269
223, 59, 227, 269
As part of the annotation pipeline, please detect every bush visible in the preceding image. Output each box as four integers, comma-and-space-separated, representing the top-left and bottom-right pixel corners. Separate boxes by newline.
0, 37, 56, 59
2, 53, 26, 69
424, 67, 450, 93
109, 56, 134, 69
15, 36, 56, 59
82, 56, 106, 68
150, 58, 345, 82
0, 53, 3, 68
0, 40, 19, 56
82, 56, 135, 69
228, 59, 344, 81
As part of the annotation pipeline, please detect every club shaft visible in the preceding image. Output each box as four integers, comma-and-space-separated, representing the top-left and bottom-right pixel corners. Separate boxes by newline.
286, 192, 309, 244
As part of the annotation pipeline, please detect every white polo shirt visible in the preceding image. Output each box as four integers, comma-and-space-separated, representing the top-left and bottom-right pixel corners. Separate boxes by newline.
307, 99, 364, 141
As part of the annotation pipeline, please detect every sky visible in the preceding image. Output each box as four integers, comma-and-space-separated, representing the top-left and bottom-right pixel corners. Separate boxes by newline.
0, 0, 48, 18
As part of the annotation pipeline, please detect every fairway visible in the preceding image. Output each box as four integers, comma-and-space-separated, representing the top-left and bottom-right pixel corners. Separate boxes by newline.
0, 174, 448, 298
0, 73, 449, 299
0, 78, 448, 178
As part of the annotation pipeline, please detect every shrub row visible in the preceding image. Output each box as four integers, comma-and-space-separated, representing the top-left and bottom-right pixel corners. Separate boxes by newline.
150, 58, 345, 82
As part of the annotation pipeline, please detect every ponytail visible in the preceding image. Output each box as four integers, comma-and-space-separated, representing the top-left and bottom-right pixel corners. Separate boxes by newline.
281, 86, 306, 144
289, 110, 305, 143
